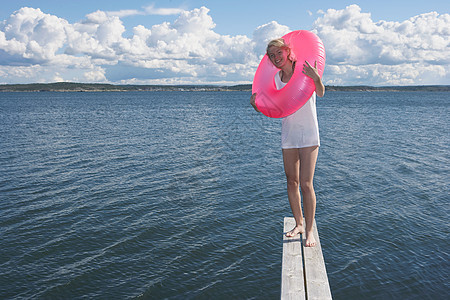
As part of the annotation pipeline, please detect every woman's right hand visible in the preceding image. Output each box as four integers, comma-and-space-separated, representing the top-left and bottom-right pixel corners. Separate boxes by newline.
250, 93, 260, 113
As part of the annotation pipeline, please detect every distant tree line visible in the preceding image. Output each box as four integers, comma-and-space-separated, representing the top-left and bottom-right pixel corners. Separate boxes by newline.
0, 82, 449, 92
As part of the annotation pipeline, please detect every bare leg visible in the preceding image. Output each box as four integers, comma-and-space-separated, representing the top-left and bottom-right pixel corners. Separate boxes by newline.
299, 146, 319, 247
282, 148, 304, 237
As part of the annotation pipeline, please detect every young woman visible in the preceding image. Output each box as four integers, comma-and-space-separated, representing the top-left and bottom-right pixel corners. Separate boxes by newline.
250, 38, 325, 247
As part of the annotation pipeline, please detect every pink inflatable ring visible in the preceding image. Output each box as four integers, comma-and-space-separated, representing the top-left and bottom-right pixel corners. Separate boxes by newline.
252, 30, 326, 118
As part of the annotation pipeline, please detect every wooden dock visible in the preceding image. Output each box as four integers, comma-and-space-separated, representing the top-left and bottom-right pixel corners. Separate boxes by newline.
281, 217, 332, 300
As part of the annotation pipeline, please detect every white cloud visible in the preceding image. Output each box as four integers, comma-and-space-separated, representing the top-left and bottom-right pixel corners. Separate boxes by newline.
53, 72, 63, 82
313, 4, 450, 85
144, 4, 185, 16
0, 7, 68, 62
0, 4, 448, 85
252, 21, 291, 59
325, 63, 447, 86
84, 67, 106, 82
0, 65, 41, 81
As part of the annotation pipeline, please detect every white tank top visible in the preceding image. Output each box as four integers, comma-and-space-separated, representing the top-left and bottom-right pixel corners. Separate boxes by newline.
274, 71, 320, 149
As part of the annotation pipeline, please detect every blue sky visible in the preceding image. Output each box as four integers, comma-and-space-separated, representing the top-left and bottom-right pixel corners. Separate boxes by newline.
0, 0, 449, 85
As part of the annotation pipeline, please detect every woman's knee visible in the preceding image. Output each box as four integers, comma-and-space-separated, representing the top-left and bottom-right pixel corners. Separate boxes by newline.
286, 175, 300, 189
300, 180, 314, 194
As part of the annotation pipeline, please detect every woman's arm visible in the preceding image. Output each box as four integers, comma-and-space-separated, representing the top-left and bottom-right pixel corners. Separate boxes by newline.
250, 93, 261, 112
302, 61, 325, 97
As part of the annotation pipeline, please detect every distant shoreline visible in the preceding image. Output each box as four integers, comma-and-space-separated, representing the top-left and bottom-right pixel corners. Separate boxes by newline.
0, 82, 449, 92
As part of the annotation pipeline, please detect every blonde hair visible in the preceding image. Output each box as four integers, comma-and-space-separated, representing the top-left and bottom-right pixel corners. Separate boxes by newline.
266, 38, 295, 61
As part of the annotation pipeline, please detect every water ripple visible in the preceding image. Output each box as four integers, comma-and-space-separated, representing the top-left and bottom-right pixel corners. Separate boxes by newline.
0, 91, 448, 299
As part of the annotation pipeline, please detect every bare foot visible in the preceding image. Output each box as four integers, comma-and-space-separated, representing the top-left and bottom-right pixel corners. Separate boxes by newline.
285, 225, 304, 237
304, 231, 316, 247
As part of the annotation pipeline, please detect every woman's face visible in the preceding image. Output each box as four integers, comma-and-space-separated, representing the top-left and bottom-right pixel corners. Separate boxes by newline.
267, 46, 290, 69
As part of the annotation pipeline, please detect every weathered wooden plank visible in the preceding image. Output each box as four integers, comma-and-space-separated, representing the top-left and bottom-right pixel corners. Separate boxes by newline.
302, 219, 332, 300
281, 217, 305, 300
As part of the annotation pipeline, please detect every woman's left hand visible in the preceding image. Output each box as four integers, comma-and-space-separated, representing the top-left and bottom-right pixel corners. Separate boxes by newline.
302, 60, 320, 81
302, 60, 325, 97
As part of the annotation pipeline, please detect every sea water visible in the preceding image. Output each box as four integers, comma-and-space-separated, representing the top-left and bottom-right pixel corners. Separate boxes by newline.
0, 91, 448, 299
